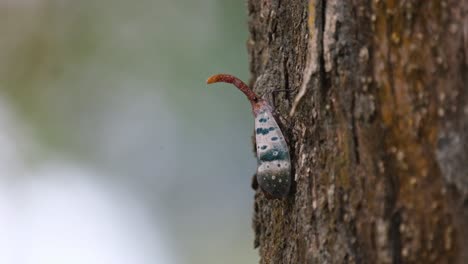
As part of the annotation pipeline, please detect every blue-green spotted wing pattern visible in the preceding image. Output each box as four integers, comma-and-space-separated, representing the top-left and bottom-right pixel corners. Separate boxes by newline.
254, 105, 291, 198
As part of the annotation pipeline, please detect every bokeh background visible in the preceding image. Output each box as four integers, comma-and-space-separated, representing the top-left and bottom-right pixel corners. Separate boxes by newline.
0, 1, 258, 263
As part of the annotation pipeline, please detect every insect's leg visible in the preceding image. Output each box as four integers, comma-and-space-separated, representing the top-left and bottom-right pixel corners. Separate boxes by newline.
275, 114, 294, 145
274, 113, 289, 132
272, 110, 304, 145
251, 173, 259, 190
262, 88, 297, 109
251, 131, 259, 191
266, 89, 296, 95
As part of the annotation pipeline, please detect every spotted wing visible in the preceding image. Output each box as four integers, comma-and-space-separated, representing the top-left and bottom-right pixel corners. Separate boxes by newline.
254, 108, 291, 198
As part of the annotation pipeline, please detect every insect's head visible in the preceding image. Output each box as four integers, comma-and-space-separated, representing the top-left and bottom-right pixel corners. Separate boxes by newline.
251, 99, 271, 116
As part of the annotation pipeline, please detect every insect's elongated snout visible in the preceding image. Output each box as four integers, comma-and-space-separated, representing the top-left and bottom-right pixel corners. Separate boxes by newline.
206, 74, 259, 103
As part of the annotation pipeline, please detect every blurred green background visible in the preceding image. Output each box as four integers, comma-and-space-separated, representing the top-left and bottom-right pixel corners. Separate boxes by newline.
0, 1, 258, 263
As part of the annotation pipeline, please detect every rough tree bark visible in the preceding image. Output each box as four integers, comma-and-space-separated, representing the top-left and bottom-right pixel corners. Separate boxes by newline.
247, 1, 468, 263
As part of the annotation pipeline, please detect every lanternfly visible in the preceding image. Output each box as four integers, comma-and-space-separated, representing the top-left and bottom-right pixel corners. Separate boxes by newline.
206, 74, 291, 198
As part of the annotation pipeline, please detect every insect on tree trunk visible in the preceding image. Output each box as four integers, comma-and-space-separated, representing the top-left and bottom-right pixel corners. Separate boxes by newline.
247, 0, 468, 263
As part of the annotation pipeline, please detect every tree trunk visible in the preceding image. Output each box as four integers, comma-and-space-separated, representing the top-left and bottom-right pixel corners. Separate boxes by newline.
248, 1, 468, 263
